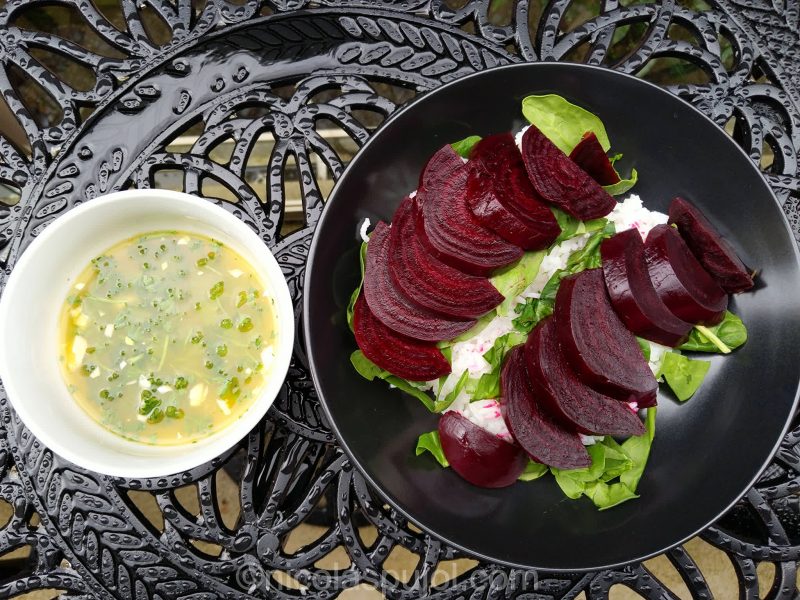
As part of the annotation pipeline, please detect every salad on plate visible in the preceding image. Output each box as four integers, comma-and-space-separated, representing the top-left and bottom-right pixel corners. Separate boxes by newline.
347, 94, 753, 510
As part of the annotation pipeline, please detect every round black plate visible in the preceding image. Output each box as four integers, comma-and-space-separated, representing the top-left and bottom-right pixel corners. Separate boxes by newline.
303, 63, 800, 571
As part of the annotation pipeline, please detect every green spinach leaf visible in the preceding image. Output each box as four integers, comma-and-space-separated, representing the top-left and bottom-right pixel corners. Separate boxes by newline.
451, 135, 482, 159
519, 461, 548, 481
660, 352, 711, 401
521, 95, 611, 154
620, 407, 657, 490
603, 168, 638, 196
468, 331, 526, 400
416, 431, 449, 467
636, 337, 651, 361
346, 241, 368, 332
350, 350, 436, 411
678, 311, 747, 354
490, 251, 546, 315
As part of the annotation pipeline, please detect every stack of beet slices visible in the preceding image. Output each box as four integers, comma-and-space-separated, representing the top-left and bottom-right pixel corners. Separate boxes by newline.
351, 127, 755, 490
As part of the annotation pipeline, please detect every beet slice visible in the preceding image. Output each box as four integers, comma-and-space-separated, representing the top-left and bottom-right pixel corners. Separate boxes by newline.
520, 125, 617, 220
353, 295, 450, 381
500, 346, 590, 469
569, 132, 620, 186
601, 229, 693, 347
465, 134, 560, 250
363, 222, 475, 341
438, 411, 528, 488
419, 157, 523, 276
525, 319, 647, 436
554, 269, 658, 406
668, 197, 754, 293
388, 196, 503, 318
418, 143, 464, 193
644, 224, 728, 325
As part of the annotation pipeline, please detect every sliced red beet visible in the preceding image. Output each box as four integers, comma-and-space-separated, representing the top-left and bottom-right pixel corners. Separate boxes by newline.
363, 222, 475, 341
520, 125, 617, 220
465, 134, 560, 250
525, 318, 647, 436
500, 346, 590, 469
644, 224, 728, 325
388, 196, 503, 318
418, 143, 464, 193
601, 229, 693, 347
419, 158, 523, 276
554, 269, 658, 406
668, 197, 754, 293
438, 411, 528, 488
353, 295, 450, 381
569, 131, 621, 186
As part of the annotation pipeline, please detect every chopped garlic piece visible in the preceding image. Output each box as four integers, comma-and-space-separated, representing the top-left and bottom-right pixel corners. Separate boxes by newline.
157, 385, 172, 394
228, 269, 243, 278
217, 399, 232, 416
124, 336, 134, 346
73, 312, 89, 328
74, 282, 85, 290
137, 415, 148, 422
197, 271, 204, 276
104, 324, 114, 338
161, 262, 168, 270
119, 360, 127, 369
70, 335, 87, 370
189, 383, 207, 406
177, 236, 189, 245
138, 375, 149, 388
89, 368, 100, 379
261, 346, 275, 370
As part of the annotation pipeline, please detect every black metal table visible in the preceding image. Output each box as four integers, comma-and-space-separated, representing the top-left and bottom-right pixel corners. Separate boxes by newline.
0, 1, 798, 597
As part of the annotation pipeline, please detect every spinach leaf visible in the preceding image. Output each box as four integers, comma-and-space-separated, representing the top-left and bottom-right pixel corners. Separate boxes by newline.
519, 461, 548, 481
490, 250, 546, 315
416, 431, 449, 467
346, 241, 368, 332
350, 350, 436, 411
451, 135, 482, 159
552, 208, 580, 243
513, 222, 615, 334
660, 352, 711, 402
603, 168, 638, 196
550, 408, 656, 510
620, 407, 657, 490
468, 331, 526, 400
521, 95, 611, 155
678, 311, 747, 354
636, 337, 651, 361
433, 370, 469, 413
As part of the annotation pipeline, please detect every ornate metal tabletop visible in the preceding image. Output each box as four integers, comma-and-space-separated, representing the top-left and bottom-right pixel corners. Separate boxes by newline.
0, 1, 799, 598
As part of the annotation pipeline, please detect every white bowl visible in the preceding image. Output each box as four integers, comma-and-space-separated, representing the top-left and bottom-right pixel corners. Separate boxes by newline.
0, 189, 294, 478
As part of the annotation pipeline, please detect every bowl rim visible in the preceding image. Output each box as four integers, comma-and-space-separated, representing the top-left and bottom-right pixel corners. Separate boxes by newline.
303, 61, 800, 572
0, 188, 295, 478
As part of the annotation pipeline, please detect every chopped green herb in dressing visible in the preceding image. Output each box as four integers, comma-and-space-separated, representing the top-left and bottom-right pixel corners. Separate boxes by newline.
59, 231, 278, 445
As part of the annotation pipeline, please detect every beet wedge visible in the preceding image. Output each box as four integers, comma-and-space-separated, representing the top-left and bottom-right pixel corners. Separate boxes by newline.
500, 346, 590, 469
438, 411, 528, 488
569, 131, 620, 186
388, 196, 503, 318
419, 142, 464, 193
525, 318, 647, 437
555, 269, 658, 406
520, 125, 616, 220
353, 295, 451, 381
420, 156, 523, 276
363, 222, 475, 341
465, 134, 560, 250
601, 229, 693, 347
668, 197, 754, 293
645, 224, 728, 325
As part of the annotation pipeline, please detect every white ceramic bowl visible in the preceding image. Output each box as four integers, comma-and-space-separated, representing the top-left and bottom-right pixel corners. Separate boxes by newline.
0, 189, 294, 478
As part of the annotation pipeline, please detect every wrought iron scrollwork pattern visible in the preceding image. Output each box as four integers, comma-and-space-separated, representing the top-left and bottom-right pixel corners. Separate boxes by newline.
0, 0, 797, 598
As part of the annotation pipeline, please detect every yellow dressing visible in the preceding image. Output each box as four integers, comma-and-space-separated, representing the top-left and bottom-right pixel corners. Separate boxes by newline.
58, 231, 277, 445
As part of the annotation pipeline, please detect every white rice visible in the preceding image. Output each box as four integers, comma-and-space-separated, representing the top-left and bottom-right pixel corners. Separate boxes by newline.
431, 195, 668, 439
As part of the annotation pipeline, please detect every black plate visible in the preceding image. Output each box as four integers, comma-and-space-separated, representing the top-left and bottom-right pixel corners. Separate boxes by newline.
303, 63, 800, 571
